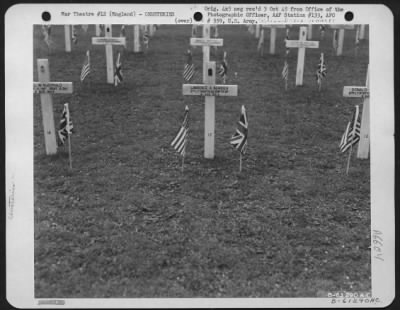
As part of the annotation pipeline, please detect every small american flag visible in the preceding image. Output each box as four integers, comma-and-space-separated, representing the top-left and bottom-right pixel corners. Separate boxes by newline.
58, 103, 73, 146
80, 50, 91, 82
183, 50, 195, 82
230, 105, 248, 155
316, 53, 327, 88
339, 105, 361, 153
171, 106, 189, 157
114, 52, 123, 86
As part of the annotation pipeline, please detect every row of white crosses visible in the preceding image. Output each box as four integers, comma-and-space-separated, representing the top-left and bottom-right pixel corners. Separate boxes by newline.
182, 25, 238, 159
343, 65, 370, 159
63, 24, 156, 54
91, 24, 156, 84
253, 24, 366, 57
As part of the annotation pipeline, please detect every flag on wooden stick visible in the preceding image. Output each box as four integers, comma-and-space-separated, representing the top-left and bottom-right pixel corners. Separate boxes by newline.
333, 29, 338, 52
230, 105, 248, 172
80, 50, 91, 82
183, 50, 195, 82
72, 25, 78, 45
319, 25, 325, 40
218, 51, 228, 83
58, 103, 74, 146
230, 105, 248, 155
316, 52, 327, 91
339, 105, 361, 153
41, 25, 52, 48
171, 105, 189, 169
114, 52, 123, 86
282, 49, 289, 90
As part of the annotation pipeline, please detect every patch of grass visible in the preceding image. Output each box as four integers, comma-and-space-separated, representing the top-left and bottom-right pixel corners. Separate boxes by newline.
34, 25, 370, 297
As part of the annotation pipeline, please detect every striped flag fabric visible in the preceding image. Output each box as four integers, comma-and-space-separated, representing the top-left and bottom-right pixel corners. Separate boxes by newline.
58, 103, 73, 145
171, 105, 189, 156
339, 105, 361, 153
282, 59, 289, 81
80, 50, 91, 82
183, 50, 195, 82
230, 105, 248, 155
316, 53, 327, 88
114, 52, 123, 86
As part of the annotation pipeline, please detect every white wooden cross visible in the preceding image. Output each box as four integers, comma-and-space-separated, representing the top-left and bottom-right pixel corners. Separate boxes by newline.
132, 25, 141, 52
285, 26, 319, 86
190, 24, 223, 82
343, 65, 370, 159
95, 25, 101, 36
92, 24, 126, 84
307, 25, 313, 39
64, 25, 71, 52
255, 24, 260, 39
262, 25, 286, 54
33, 59, 73, 155
182, 62, 238, 159
330, 25, 355, 56
149, 24, 155, 36
359, 25, 366, 39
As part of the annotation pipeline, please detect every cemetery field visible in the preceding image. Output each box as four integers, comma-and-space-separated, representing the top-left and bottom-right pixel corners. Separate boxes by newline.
34, 25, 370, 297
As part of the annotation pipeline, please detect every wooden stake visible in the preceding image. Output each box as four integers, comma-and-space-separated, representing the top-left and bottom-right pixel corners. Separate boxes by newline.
239, 153, 243, 172
64, 25, 71, 52
346, 145, 353, 175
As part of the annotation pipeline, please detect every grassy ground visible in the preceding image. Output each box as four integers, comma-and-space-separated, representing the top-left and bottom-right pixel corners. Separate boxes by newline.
34, 25, 370, 298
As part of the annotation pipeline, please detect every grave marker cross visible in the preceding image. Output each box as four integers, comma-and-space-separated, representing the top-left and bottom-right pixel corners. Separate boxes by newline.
92, 24, 126, 84
182, 62, 238, 159
33, 59, 73, 155
285, 26, 319, 86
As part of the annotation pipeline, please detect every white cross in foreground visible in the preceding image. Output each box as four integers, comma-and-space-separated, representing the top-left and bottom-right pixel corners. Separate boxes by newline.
33, 59, 73, 155
182, 62, 238, 159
